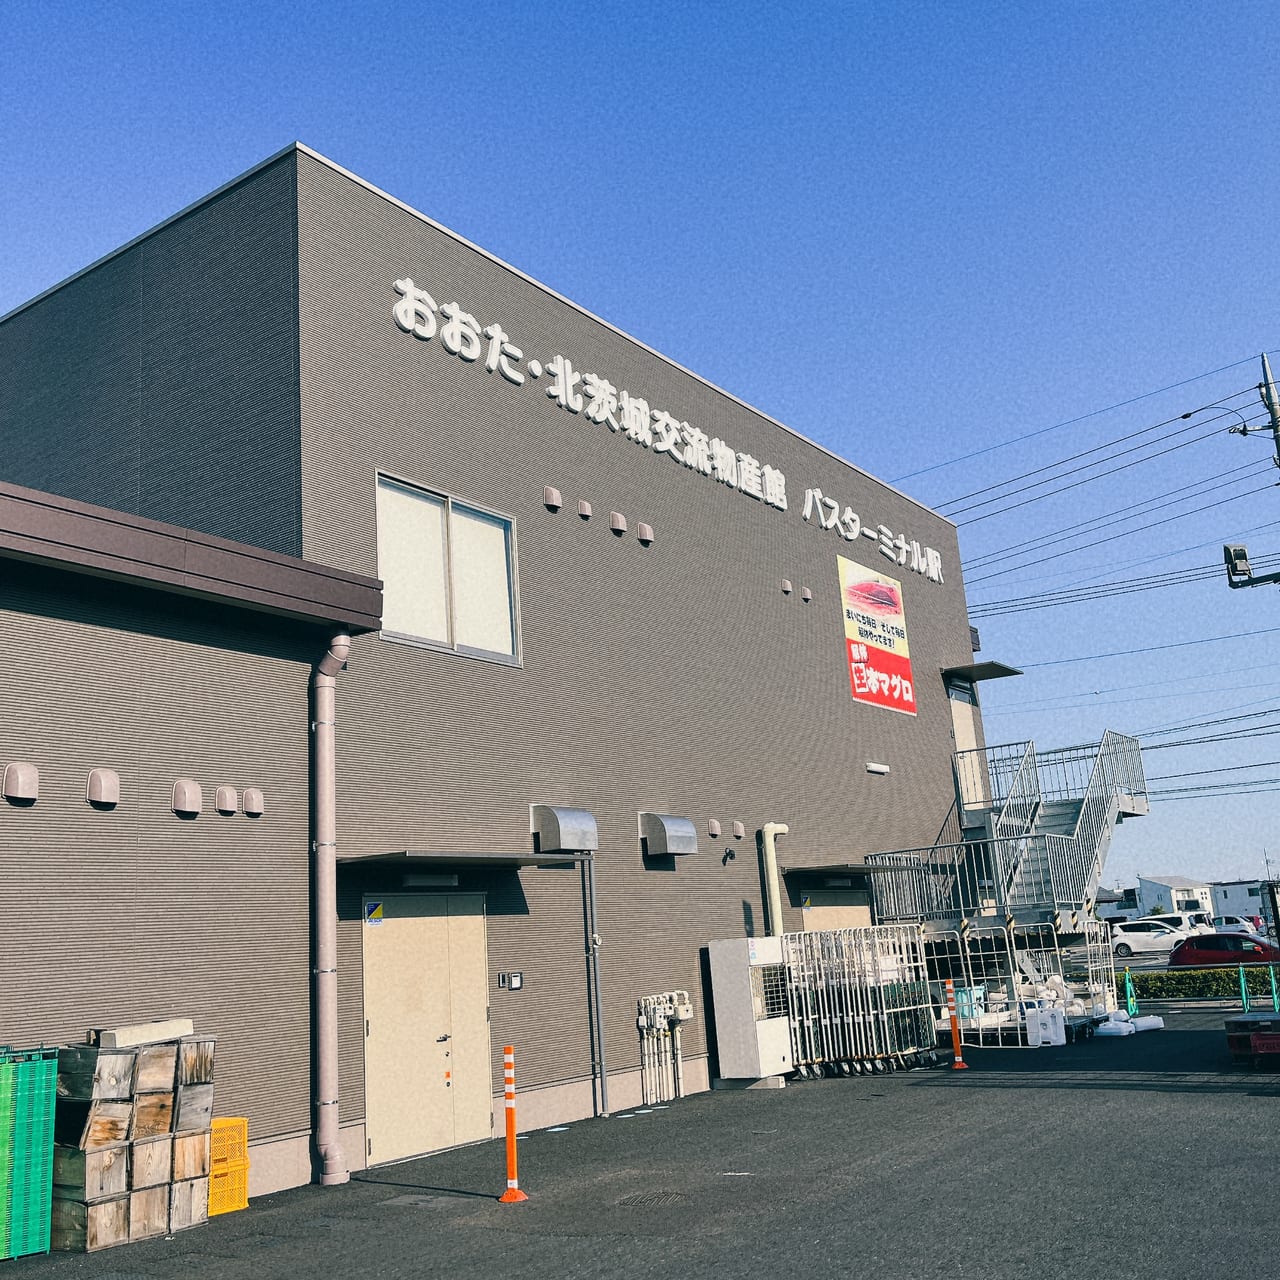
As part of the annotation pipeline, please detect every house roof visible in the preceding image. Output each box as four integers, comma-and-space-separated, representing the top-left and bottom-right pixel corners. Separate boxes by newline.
1137, 874, 1211, 889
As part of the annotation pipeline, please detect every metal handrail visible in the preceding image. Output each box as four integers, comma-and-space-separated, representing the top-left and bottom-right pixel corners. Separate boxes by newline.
869, 732, 1147, 922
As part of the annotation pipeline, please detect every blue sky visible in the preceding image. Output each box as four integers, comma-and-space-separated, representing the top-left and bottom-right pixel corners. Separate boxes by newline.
5, 2, 1280, 887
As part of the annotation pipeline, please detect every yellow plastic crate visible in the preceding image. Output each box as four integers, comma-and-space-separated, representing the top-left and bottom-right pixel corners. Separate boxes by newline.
210, 1117, 248, 1168
208, 1159, 249, 1216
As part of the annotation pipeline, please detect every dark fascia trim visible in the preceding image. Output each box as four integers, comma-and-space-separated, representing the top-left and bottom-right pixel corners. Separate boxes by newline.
0, 479, 382, 634
941, 661, 1023, 683
337, 850, 588, 869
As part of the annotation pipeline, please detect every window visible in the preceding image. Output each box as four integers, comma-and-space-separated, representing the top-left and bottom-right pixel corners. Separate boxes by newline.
1249, 887, 1261, 897
376, 476, 518, 661
945, 678, 978, 706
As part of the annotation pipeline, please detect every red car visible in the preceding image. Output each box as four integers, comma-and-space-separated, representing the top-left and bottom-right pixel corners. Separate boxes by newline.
1168, 933, 1280, 967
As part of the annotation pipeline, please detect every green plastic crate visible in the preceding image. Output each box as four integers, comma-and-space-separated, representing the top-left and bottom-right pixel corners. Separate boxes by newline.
0, 1056, 15, 1259
3, 1050, 56, 1260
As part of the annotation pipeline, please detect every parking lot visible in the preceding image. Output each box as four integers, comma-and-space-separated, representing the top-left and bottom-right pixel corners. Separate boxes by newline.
10, 1000, 1276, 1280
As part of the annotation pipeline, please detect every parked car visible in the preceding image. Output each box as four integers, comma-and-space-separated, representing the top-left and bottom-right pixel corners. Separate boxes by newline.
1169, 933, 1280, 967
1111, 919, 1187, 958
1135, 912, 1213, 935
1214, 914, 1263, 934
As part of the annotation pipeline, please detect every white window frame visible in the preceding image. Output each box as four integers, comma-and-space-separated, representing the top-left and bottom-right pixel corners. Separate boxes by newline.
376, 473, 521, 666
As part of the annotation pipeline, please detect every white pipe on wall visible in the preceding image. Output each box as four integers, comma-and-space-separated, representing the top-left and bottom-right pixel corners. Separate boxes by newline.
762, 822, 790, 936
313, 633, 351, 1186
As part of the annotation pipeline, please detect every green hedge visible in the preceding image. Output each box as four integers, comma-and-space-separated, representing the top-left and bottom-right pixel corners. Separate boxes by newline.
1113, 965, 1280, 1001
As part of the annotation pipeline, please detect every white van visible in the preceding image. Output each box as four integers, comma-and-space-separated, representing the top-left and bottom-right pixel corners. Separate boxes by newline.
1214, 913, 1263, 935
1138, 912, 1213, 935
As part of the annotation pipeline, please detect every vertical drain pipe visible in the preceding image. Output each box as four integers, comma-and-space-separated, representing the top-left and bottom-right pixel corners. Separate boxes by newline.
762, 822, 790, 936
585, 852, 610, 1116
313, 632, 351, 1185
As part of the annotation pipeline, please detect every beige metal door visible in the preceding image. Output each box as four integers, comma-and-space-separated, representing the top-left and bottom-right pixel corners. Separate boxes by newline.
801, 890, 872, 931
362, 894, 492, 1164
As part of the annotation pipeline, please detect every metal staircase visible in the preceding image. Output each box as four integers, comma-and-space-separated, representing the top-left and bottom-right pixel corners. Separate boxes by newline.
867, 731, 1147, 932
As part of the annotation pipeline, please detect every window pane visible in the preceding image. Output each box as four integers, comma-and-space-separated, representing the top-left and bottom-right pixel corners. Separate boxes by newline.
377, 480, 449, 643
451, 505, 514, 656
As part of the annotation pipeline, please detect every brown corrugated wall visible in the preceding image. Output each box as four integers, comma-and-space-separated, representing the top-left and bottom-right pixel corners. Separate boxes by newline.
292, 152, 978, 1101
0, 564, 317, 1141
0, 145, 985, 1131
0, 155, 304, 556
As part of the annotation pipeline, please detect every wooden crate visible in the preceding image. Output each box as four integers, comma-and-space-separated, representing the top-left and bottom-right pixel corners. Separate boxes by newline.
54, 1099, 132, 1151
134, 1042, 178, 1093
56, 1046, 136, 1100
52, 1144, 128, 1202
173, 1082, 215, 1133
173, 1129, 211, 1180
50, 1196, 128, 1252
128, 1185, 169, 1242
130, 1091, 174, 1139
168, 1177, 209, 1232
131, 1135, 172, 1189
177, 1037, 216, 1086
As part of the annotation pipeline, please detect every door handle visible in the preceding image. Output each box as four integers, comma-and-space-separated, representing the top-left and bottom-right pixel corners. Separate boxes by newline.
437, 1035, 451, 1043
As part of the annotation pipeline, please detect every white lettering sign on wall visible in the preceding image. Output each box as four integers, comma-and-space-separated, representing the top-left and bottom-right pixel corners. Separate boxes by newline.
394, 278, 787, 512
390, 276, 944, 582
802, 488, 944, 583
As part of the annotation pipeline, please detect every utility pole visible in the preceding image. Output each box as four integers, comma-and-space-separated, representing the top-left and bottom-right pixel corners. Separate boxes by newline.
1260, 354, 1280, 470
1223, 354, 1280, 589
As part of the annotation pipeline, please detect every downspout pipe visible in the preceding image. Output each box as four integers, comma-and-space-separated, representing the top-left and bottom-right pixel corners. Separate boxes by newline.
762, 822, 790, 936
313, 632, 351, 1185
585, 852, 610, 1116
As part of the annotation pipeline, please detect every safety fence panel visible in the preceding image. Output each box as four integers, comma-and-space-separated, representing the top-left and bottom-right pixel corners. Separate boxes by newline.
781, 926, 938, 1076
922, 924, 1113, 1048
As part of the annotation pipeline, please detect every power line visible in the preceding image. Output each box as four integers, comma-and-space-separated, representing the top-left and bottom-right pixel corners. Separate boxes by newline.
1150, 710, 1280, 737
969, 552, 1280, 617
1143, 725, 1280, 751
1149, 785, 1280, 800
980, 679, 1280, 716
953, 420, 1240, 527
1019, 623, 1280, 669
985, 518, 1280, 598
891, 354, 1266, 484
1148, 760, 1280, 781
1030, 662, 1280, 703
964, 480, 1279, 585
1136, 698, 1280, 738
963, 459, 1266, 571
1149, 784, 1280, 800
939, 390, 1262, 514
1146, 773, 1280, 793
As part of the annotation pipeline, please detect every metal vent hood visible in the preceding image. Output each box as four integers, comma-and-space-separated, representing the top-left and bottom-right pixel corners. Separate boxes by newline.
531, 804, 599, 853
639, 812, 698, 857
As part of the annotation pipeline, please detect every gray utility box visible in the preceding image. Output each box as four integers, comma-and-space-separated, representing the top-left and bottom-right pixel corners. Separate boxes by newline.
707, 935, 794, 1081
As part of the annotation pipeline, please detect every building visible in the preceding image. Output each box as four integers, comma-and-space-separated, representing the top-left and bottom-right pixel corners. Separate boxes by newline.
1211, 879, 1273, 933
1137, 875, 1212, 918
1096, 885, 1140, 922
0, 144, 1143, 1193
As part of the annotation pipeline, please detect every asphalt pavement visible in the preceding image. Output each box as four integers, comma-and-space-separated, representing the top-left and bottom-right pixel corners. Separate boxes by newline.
12, 1000, 1277, 1280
